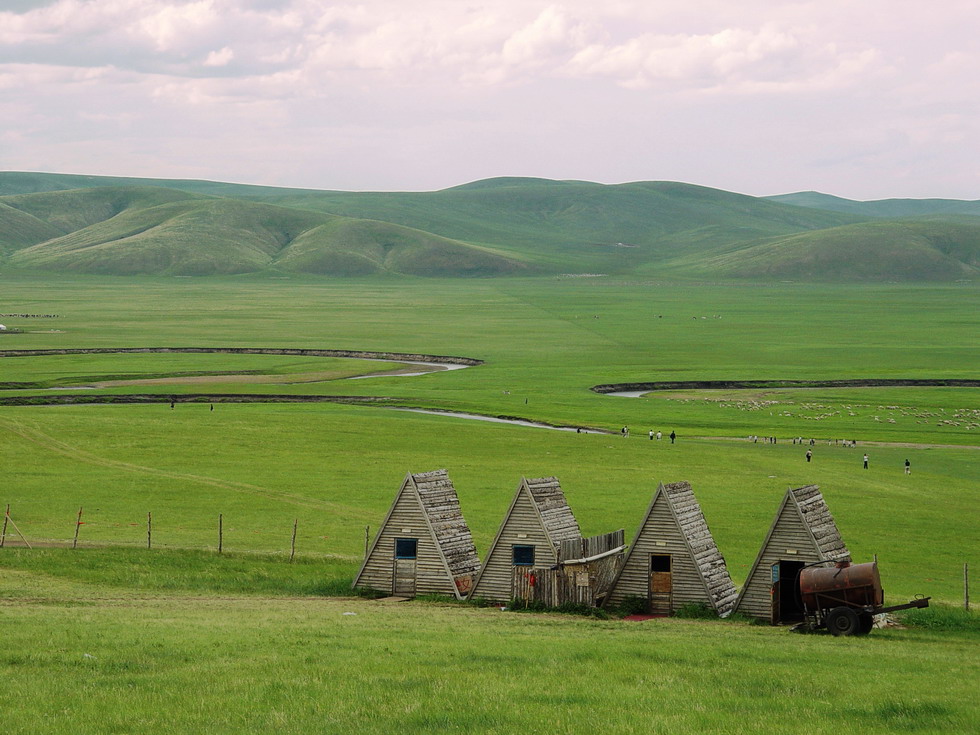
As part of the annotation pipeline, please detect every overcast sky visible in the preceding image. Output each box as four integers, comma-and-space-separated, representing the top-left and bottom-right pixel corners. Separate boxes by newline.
2, 0, 977, 199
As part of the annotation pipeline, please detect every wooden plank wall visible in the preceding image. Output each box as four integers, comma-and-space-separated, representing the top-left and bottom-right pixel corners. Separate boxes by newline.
605, 495, 716, 611
558, 529, 624, 562
356, 490, 457, 598
734, 501, 824, 619
470, 489, 557, 603
512, 567, 601, 607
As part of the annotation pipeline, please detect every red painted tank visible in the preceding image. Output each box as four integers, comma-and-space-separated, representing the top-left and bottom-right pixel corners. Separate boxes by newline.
799, 561, 883, 610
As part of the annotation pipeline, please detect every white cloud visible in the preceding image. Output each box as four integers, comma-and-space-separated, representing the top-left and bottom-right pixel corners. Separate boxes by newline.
203, 46, 234, 66
1, 0, 977, 197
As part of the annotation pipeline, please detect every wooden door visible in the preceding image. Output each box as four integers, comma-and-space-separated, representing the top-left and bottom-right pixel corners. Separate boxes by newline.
393, 558, 417, 595
649, 554, 672, 615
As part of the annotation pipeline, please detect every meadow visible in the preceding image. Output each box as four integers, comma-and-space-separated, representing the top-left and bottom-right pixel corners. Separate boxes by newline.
1, 273, 977, 733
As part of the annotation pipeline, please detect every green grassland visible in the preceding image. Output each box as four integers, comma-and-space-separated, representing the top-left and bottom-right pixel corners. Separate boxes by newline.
1, 273, 977, 734
0, 587, 976, 735
3, 173, 979, 279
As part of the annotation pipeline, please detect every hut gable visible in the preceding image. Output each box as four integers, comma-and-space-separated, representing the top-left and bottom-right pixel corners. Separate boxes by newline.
352, 470, 481, 599
469, 476, 581, 603
732, 484, 851, 620
604, 481, 737, 615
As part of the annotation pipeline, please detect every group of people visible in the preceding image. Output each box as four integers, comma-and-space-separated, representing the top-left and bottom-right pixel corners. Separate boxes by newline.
620, 426, 676, 443
806, 450, 911, 474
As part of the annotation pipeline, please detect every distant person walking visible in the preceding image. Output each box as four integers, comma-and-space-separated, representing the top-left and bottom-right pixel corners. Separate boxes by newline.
669, 430, 676, 444
649, 430, 654, 441
806, 449, 812, 463
656, 431, 662, 441
863, 453, 869, 470
905, 458, 911, 475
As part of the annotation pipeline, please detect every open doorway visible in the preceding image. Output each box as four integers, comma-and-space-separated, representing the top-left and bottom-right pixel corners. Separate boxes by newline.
771, 559, 806, 623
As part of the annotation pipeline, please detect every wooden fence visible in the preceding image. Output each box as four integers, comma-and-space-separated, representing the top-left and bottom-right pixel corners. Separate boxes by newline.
512, 529, 626, 607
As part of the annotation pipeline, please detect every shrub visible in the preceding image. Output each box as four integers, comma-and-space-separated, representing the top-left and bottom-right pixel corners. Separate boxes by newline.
674, 602, 718, 619
610, 595, 649, 617
899, 604, 980, 633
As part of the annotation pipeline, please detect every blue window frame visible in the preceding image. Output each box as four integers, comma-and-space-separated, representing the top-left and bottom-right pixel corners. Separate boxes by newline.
512, 544, 535, 566
395, 538, 418, 559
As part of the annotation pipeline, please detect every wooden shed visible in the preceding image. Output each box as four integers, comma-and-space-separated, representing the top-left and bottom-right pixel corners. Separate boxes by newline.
352, 469, 481, 599
732, 484, 850, 623
603, 481, 738, 616
468, 476, 581, 603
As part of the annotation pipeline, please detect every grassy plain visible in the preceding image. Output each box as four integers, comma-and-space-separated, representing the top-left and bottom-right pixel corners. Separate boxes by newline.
1, 586, 977, 735
0, 274, 977, 733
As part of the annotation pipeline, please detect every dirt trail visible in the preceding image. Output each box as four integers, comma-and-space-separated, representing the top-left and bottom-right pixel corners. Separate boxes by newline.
702, 435, 980, 451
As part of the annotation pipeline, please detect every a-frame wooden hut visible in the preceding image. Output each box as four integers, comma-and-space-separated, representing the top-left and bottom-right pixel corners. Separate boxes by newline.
603, 481, 738, 616
733, 484, 850, 623
468, 476, 581, 603
353, 470, 481, 599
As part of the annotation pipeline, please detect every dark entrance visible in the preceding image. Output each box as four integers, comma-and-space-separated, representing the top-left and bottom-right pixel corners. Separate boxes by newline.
771, 559, 806, 624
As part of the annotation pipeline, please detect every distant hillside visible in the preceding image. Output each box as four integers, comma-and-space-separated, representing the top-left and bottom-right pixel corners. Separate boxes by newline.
767, 191, 980, 218
1, 172, 978, 281
683, 218, 980, 281
1, 186, 529, 277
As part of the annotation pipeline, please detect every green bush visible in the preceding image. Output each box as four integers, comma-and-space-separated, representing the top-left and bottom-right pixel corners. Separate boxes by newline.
610, 595, 649, 617
899, 604, 980, 633
674, 602, 718, 619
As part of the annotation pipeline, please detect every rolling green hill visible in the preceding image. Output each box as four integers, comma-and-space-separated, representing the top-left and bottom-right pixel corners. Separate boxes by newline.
1, 172, 978, 280
680, 217, 980, 281
767, 191, 980, 218
2, 187, 529, 277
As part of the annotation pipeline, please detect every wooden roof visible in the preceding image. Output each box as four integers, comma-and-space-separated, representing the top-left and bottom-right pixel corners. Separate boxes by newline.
523, 476, 581, 545
411, 469, 482, 580
789, 484, 849, 561
660, 481, 739, 615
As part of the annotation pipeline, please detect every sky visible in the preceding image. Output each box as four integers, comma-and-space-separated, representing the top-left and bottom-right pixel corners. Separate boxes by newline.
1, 0, 978, 199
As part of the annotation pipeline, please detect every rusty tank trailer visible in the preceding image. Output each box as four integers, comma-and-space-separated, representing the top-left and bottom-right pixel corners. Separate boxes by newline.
797, 560, 929, 636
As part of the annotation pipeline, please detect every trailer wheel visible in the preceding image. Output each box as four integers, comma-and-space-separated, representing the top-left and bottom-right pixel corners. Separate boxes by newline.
858, 613, 875, 635
826, 607, 861, 636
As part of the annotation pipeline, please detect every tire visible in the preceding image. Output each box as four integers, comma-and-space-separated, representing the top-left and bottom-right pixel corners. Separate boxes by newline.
826, 606, 861, 636
858, 613, 875, 635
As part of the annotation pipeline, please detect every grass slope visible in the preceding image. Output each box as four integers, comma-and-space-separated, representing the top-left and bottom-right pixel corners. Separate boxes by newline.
2, 174, 980, 280
1, 188, 526, 277
683, 218, 980, 281
768, 190, 980, 218
0, 587, 975, 735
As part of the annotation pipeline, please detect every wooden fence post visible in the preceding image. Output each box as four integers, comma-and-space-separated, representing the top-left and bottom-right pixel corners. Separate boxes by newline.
147, 511, 152, 549
3, 511, 31, 549
72, 507, 83, 549
966, 563, 970, 611
1, 504, 9, 548
290, 518, 298, 562
364, 525, 370, 560
218, 513, 223, 554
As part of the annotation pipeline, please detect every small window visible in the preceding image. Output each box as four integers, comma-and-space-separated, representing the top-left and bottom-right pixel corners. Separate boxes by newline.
651, 554, 671, 573
395, 538, 418, 559
512, 544, 535, 566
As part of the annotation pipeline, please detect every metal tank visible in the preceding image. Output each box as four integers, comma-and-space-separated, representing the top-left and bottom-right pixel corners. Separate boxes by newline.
797, 560, 929, 636
800, 561, 883, 609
